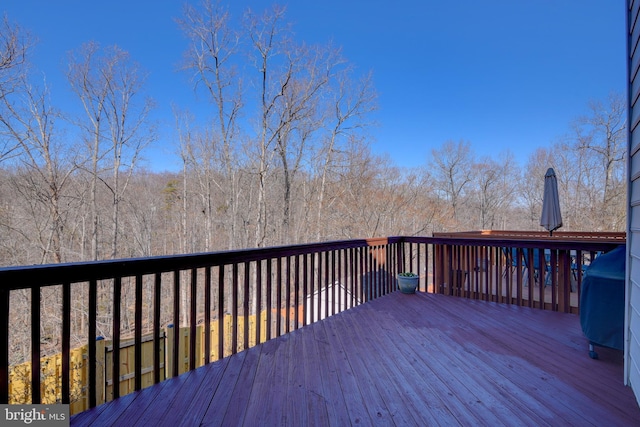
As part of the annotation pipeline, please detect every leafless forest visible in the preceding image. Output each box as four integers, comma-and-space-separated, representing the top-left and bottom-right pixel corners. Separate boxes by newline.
0, 3, 626, 269
0, 2, 628, 375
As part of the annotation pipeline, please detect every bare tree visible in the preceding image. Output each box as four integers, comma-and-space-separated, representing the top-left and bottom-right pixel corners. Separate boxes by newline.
573, 92, 626, 229
245, 5, 288, 247
178, 0, 244, 249
0, 15, 30, 163
271, 42, 337, 244
313, 68, 377, 241
469, 152, 517, 229
67, 42, 154, 259
0, 75, 76, 263
429, 140, 474, 225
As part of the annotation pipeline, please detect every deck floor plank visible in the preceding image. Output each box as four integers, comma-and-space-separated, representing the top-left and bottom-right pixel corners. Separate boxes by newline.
394, 293, 591, 425
351, 304, 459, 425
160, 356, 231, 426
219, 343, 262, 425
431, 295, 633, 422
308, 320, 351, 426
328, 309, 419, 426
337, 303, 448, 426
242, 333, 289, 425
381, 295, 518, 426
200, 349, 248, 426
368, 295, 545, 426
414, 294, 633, 425
71, 292, 640, 427
320, 311, 376, 425
298, 325, 331, 426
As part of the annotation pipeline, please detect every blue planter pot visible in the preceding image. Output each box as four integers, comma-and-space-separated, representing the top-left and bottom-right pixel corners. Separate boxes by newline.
397, 274, 418, 294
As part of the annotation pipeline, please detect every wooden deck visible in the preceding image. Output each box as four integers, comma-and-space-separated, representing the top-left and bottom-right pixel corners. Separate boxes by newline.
71, 292, 640, 426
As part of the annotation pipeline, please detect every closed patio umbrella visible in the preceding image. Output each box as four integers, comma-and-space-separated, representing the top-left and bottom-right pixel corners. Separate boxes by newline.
540, 168, 563, 236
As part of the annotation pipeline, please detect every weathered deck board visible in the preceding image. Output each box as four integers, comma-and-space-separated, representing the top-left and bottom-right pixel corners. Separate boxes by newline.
71, 292, 640, 426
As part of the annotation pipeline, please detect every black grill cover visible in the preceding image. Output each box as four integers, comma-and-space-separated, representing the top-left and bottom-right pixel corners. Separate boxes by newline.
579, 245, 625, 351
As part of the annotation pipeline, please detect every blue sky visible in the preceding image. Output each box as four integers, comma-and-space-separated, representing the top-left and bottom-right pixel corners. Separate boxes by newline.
2, 1, 626, 171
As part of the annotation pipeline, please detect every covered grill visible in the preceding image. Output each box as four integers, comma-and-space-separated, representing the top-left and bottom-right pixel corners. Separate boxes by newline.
579, 245, 625, 359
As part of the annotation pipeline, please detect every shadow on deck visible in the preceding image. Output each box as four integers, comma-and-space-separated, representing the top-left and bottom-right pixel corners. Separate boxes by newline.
71, 291, 639, 426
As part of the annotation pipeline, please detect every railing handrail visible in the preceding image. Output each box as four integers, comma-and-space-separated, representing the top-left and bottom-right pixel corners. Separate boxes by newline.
414, 235, 624, 251
0, 237, 400, 290
0, 234, 624, 290
432, 230, 626, 240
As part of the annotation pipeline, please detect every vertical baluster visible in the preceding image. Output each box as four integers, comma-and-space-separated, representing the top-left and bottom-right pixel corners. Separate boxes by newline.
466, 245, 472, 298
285, 256, 291, 334
409, 242, 414, 276
232, 263, 238, 354
204, 267, 211, 364
386, 244, 393, 295
172, 271, 179, 377
511, 248, 520, 304
294, 255, 300, 329
538, 248, 546, 309
0, 287, 8, 404
349, 248, 355, 307
446, 245, 453, 296
380, 246, 385, 296
468, 246, 474, 298
358, 248, 367, 304
559, 250, 571, 313
550, 250, 558, 311
218, 266, 224, 359
265, 260, 272, 341
243, 262, 250, 349
527, 249, 534, 307
309, 254, 315, 324
255, 260, 262, 345
153, 274, 161, 383
333, 250, 346, 312
302, 255, 308, 327
455, 245, 462, 297
88, 279, 98, 406
31, 285, 41, 404
113, 277, 122, 397
417, 244, 422, 292
372, 247, 378, 298
324, 251, 330, 317
490, 246, 495, 300
481, 246, 488, 299
293, 255, 302, 330
62, 282, 70, 403
575, 250, 583, 308
276, 258, 282, 337
503, 247, 510, 303
426, 244, 432, 294
329, 250, 335, 315
135, 274, 143, 390
189, 269, 197, 370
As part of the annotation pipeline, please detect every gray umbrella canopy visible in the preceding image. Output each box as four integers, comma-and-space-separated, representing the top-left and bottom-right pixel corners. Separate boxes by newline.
540, 168, 563, 236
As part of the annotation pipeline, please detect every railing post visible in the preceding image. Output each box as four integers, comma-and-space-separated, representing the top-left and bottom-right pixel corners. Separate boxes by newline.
0, 287, 8, 403
396, 240, 404, 281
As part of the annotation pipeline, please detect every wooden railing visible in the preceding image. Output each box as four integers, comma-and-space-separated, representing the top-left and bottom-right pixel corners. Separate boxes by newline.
405, 233, 625, 313
0, 233, 625, 412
